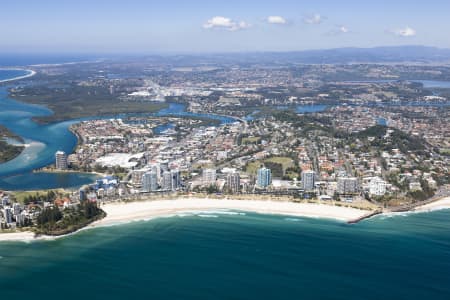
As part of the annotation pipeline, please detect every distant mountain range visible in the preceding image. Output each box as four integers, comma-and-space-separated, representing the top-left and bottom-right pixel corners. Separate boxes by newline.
4, 46, 449, 66
274, 46, 450, 64
160, 46, 450, 65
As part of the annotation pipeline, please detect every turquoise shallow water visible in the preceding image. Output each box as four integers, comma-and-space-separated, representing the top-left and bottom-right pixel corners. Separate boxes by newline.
1, 210, 449, 299
0, 86, 97, 190
0, 172, 100, 191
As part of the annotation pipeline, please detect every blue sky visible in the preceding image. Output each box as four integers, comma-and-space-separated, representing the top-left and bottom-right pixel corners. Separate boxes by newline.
1, 0, 449, 53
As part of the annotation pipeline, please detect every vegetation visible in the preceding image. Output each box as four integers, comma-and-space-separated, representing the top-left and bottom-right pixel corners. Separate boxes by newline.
245, 156, 296, 178
13, 190, 64, 205
355, 125, 426, 152
192, 184, 220, 194
35, 201, 105, 236
407, 180, 436, 202
9, 85, 169, 123
0, 125, 24, 163
272, 111, 333, 134
0, 125, 23, 141
206, 184, 219, 194
91, 164, 127, 174
439, 148, 450, 156
37, 206, 63, 225
6, 189, 105, 235
0, 140, 24, 163
241, 136, 261, 145
264, 162, 283, 177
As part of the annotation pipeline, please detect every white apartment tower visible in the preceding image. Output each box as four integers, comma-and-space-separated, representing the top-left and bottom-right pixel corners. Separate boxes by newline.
301, 170, 316, 191
369, 177, 387, 196
55, 151, 68, 170
203, 168, 217, 185
226, 172, 241, 193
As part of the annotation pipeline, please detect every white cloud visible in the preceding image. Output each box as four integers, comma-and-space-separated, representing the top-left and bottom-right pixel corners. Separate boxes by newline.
392, 26, 416, 37
303, 14, 324, 25
203, 16, 250, 31
339, 26, 349, 34
326, 25, 351, 36
266, 16, 287, 25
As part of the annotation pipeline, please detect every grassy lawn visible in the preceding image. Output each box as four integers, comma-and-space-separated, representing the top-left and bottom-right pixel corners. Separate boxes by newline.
242, 136, 261, 144
265, 156, 294, 169
440, 148, 450, 155
245, 156, 297, 178
245, 161, 263, 175
12, 189, 67, 204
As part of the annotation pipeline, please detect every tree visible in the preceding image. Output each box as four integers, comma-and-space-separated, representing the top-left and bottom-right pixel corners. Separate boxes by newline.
37, 207, 62, 226
206, 184, 219, 194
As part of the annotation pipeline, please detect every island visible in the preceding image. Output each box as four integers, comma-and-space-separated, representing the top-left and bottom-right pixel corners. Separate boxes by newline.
0, 125, 24, 163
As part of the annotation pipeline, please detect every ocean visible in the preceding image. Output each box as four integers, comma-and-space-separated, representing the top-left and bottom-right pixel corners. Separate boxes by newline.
0, 69, 31, 81
0, 54, 98, 68
1, 210, 449, 299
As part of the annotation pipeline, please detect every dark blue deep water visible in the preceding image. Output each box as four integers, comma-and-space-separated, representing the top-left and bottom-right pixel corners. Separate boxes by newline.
1, 210, 449, 299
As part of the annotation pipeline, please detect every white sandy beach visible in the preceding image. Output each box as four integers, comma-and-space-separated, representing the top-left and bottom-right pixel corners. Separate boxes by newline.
0, 69, 36, 83
414, 197, 450, 212
91, 198, 369, 227
0, 231, 41, 242
2, 197, 448, 243
0, 198, 369, 242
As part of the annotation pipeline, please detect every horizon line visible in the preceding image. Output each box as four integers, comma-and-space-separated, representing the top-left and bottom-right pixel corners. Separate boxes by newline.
0, 45, 449, 57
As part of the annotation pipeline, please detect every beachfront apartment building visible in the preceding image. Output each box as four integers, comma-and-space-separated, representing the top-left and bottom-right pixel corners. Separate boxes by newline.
369, 177, 387, 196
203, 168, 217, 185
257, 167, 272, 188
161, 169, 181, 191
2, 207, 12, 224
226, 172, 241, 193
142, 170, 159, 192
337, 177, 359, 194
301, 170, 316, 191
170, 169, 181, 191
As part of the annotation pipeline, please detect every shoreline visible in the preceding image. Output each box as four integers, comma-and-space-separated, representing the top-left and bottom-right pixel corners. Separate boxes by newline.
1, 196, 448, 243
0, 69, 36, 83
93, 198, 371, 226
0, 198, 370, 242
32, 169, 104, 176
413, 196, 450, 213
